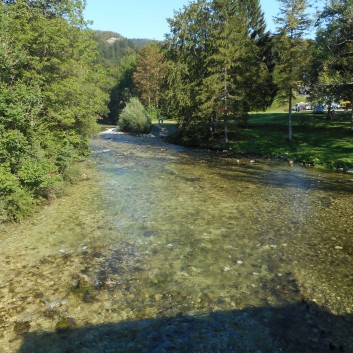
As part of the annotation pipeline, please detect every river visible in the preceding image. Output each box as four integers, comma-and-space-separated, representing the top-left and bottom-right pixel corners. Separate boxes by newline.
1, 130, 353, 352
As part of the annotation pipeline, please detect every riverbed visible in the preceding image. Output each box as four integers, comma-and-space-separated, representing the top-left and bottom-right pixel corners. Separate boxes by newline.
1, 130, 353, 352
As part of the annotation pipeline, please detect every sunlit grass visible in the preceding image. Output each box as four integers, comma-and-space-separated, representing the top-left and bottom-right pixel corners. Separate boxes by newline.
224, 111, 353, 169
151, 111, 353, 169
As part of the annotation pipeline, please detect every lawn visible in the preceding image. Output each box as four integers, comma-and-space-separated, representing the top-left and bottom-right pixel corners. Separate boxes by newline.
160, 110, 353, 170
226, 110, 353, 169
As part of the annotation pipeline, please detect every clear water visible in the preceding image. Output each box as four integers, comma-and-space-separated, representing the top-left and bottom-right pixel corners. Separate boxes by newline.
1, 131, 353, 352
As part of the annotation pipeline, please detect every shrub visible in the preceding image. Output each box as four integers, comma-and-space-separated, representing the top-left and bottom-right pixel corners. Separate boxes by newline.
0, 167, 34, 221
118, 98, 151, 134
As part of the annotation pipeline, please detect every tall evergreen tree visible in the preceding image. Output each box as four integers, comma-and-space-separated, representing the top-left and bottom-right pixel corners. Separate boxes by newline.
164, 0, 212, 136
315, 0, 353, 130
198, 0, 272, 142
164, 0, 273, 143
273, 0, 312, 140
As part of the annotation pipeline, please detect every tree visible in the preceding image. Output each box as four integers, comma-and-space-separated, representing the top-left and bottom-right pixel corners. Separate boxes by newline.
164, 0, 273, 143
108, 52, 137, 123
314, 0, 353, 130
274, 0, 312, 140
0, 0, 109, 221
164, 0, 211, 136
133, 43, 167, 109
198, 0, 272, 143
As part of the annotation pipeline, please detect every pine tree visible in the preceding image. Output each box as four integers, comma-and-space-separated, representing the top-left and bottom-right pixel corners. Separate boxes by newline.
315, 0, 353, 130
164, 0, 273, 143
274, 0, 312, 140
164, 0, 212, 136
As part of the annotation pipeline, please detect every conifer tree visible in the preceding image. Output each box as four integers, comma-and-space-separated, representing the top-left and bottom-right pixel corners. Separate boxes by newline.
198, 0, 271, 142
315, 0, 353, 130
164, 0, 212, 136
164, 0, 273, 143
273, 0, 312, 140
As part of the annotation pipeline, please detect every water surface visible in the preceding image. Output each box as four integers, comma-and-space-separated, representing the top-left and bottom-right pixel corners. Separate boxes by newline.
1, 131, 353, 352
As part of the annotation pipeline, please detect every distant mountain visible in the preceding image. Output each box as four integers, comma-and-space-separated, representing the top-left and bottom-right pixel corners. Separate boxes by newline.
129, 38, 156, 47
91, 30, 155, 65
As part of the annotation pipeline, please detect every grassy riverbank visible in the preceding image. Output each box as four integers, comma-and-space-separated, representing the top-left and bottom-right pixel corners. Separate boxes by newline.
162, 110, 353, 170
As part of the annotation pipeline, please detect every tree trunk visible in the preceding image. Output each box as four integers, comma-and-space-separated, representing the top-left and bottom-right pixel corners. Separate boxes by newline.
288, 87, 293, 140
209, 115, 216, 137
351, 92, 353, 131
224, 116, 228, 144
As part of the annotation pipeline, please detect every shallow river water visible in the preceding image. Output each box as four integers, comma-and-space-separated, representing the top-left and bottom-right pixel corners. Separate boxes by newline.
1, 131, 353, 353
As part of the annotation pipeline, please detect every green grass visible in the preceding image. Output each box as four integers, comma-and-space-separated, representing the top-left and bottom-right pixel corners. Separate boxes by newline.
150, 113, 353, 170
222, 110, 353, 169
265, 94, 310, 113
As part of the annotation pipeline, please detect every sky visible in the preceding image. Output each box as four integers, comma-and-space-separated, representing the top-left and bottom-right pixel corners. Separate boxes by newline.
84, 0, 280, 40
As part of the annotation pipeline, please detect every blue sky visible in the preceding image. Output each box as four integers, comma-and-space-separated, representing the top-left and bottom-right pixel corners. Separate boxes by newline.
84, 0, 279, 40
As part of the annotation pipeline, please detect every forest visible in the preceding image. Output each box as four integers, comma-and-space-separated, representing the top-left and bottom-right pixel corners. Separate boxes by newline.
0, 0, 352, 222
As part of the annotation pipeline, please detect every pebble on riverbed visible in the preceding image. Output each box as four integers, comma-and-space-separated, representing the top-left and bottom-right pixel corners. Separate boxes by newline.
13, 321, 31, 335
55, 317, 77, 333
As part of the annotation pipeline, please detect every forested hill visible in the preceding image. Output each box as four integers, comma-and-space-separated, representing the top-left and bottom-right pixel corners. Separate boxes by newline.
91, 30, 154, 65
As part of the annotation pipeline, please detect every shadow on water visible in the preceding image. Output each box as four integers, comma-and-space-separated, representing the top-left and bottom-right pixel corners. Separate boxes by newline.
18, 301, 353, 353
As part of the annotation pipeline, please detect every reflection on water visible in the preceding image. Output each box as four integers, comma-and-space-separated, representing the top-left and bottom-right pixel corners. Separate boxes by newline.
1, 132, 353, 352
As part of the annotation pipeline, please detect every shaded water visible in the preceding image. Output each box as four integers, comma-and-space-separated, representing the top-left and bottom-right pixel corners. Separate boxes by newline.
1, 131, 353, 352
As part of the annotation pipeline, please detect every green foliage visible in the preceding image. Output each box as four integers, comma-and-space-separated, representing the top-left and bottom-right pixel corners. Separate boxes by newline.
0, 0, 110, 222
118, 98, 151, 134
146, 105, 160, 122
133, 43, 167, 108
313, 0, 353, 130
107, 53, 137, 123
273, 0, 313, 140
163, 0, 274, 141
176, 121, 211, 147
91, 30, 140, 68
0, 166, 34, 222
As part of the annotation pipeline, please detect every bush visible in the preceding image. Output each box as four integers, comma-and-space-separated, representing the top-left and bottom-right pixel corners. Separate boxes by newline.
118, 98, 151, 134
0, 167, 34, 221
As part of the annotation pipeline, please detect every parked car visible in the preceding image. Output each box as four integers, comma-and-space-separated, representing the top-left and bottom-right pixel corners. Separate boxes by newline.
313, 105, 325, 114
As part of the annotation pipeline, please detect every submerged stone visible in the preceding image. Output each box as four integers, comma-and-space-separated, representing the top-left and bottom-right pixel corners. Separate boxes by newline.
55, 317, 77, 333
13, 321, 31, 335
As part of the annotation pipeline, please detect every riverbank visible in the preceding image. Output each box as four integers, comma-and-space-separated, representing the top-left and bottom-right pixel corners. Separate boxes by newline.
160, 111, 353, 171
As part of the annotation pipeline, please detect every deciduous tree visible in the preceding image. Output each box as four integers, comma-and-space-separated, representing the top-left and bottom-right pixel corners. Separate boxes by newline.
133, 43, 167, 109
0, 0, 109, 221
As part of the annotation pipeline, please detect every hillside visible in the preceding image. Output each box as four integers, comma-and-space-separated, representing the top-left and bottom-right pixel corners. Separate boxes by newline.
91, 30, 154, 64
